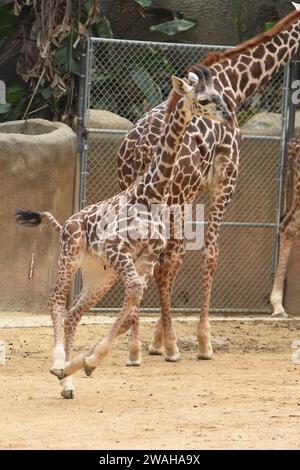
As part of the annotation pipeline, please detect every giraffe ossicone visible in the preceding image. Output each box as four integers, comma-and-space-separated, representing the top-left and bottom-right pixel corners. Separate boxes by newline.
292, 3, 300, 12
16, 68, 231, 398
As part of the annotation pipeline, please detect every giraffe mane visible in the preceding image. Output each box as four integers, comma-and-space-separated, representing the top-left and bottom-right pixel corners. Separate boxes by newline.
195, 9, 300, 68
165, 89, 182, 122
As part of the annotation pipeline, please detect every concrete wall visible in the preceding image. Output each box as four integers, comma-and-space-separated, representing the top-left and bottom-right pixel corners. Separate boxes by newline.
0, 119, 77, 313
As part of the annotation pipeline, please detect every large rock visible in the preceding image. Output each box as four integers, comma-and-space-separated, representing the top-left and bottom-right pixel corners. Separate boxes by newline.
242, 112, 282, 136
87, 109, 133, 131
0, 119, 77, 313
242, 111, 300, 136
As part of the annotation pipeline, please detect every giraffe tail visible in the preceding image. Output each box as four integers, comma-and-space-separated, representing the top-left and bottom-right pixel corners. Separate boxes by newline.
15, 209, 62, 233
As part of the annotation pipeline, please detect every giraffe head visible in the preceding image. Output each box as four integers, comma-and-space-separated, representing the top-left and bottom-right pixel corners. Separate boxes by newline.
169, 65, 232, 125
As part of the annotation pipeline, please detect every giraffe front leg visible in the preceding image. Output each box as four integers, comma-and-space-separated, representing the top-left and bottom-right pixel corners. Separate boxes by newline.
270, 217, 297, 317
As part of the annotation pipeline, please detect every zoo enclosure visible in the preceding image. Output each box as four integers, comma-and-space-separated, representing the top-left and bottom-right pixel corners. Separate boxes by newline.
76, 37, 297, 314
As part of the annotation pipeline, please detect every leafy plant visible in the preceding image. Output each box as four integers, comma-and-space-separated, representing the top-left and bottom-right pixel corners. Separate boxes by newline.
0, 3, 18, 39
150, 19, 197, 37
0, 0, 197, 124
133, 0, 197, 37
89, 42, 179, 122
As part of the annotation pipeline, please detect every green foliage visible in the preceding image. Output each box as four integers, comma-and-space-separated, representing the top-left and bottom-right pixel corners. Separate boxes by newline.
90, 44, 177, 122
55, 30, 81, 75
0, 2, 18, 39
133, 0, 152, 7
134, 0, 197, 37
131, 67, 163, 106
0, 103, 12, 114
0, 0, 196, 124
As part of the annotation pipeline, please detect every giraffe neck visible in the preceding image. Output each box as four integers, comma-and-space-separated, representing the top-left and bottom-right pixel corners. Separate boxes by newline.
212, 15, 300, 110
137, 98, 192, 205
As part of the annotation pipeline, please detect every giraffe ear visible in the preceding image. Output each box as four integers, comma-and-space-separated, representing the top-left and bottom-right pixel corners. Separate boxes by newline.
292, 2, 300, 11
171, 76, 190, 96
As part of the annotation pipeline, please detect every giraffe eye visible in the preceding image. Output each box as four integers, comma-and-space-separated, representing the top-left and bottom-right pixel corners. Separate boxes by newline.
199, 99, 210, 106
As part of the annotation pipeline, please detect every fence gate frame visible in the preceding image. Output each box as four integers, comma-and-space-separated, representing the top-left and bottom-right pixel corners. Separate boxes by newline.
75, 36, 298, 315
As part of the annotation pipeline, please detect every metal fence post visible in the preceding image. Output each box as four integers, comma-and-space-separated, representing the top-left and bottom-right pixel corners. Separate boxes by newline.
286, 51, 300, 143
77, 36, 91, 212
71, 36, 91, 302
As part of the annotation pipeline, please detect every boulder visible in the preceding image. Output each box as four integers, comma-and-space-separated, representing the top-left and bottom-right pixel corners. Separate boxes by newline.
242, 112, 282, 136
87, 109, 133, 131
242, 111, 300, 136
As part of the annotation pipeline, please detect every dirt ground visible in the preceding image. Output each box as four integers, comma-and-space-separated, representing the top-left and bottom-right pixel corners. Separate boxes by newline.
0, 318, 300, 450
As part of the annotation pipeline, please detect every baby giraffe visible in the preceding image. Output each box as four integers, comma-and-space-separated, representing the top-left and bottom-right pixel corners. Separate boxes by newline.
16, 66, 231, 398
270, 128, 300, 317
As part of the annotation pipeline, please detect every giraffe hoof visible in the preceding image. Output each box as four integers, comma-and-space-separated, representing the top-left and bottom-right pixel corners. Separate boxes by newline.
83, 358, 95, 377
126, 358, 142, 366
197, 352, 213, 360
165, 351, 181, 362
49, 367, 66, 380
148, 345, 164, 356
61, 389, 75, 399
271, 311, 288, 318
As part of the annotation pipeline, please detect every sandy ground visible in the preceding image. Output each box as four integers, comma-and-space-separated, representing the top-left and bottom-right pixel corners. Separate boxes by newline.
0, 318, 300, 450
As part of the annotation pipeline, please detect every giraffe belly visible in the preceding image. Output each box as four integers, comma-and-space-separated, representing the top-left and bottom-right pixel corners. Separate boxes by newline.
81, 252, 118, 293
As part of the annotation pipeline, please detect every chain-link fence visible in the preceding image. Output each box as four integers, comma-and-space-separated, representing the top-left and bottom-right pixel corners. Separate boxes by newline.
77, 37, 292, 314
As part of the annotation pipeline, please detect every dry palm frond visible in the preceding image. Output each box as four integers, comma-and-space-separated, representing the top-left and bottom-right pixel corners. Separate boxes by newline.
12, 0, 102, 122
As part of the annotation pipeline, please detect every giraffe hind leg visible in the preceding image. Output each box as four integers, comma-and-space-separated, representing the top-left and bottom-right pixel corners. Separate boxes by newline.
48, 220, 86, 379
150, 240, 185, 361
60, 256, 118, 390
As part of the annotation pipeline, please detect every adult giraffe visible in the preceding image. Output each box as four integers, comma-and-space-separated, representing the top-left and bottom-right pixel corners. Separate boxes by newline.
270, 128, 300, 317
117, 4, 300, 360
